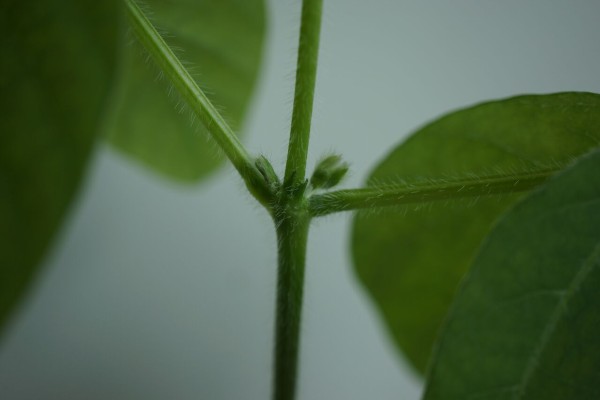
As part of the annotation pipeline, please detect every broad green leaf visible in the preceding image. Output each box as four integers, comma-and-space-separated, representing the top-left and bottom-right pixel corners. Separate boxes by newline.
0, 1, 118, 329
106, 0, 266, 182
351, 93, 600, 374
424, 149, 600, 400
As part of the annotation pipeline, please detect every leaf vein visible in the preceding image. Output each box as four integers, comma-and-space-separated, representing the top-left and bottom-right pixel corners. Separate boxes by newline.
515, 240, 600, 399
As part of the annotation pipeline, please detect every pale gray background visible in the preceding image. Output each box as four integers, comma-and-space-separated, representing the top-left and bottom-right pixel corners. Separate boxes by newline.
1, 1, 599, 399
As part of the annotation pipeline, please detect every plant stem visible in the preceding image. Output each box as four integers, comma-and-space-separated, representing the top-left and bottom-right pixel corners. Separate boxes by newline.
308, 169, 555, 217
273, 208, 310, 400
284, 0, 324, 189
272, 1, 323, 397
124, 0, 271, 203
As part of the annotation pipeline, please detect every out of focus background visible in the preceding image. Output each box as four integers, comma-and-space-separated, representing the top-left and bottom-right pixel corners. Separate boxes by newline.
1, 0, 599, 399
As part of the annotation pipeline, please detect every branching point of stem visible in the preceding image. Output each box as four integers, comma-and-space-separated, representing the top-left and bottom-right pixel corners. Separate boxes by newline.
273, 1, 324, 395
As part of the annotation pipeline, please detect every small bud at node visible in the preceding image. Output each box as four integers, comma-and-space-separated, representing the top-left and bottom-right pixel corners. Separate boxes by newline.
310, 154, 349, 189
255, 155, 280, 189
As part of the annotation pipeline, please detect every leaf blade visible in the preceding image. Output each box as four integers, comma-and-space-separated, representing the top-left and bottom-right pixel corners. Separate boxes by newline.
424, 149, 600, 399
351, 92, 600, 374
0, 0, 119, 329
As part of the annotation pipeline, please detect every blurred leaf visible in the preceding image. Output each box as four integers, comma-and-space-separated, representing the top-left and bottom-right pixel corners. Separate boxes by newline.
351, 92, 600, 374
0, 0, 118, 329
106, 0, 266, 182
424, 149, 600, 399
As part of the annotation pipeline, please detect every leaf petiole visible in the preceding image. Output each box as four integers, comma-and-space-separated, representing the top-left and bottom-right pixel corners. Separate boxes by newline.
308, 169, 556, 217
123, 0, 272, 203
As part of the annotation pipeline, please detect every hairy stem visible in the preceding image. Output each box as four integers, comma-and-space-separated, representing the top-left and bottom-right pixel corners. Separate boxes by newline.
284, 0, 324, 189
309, 169, 555, 217
124, 0, 271, 203
272, 1, 323, 397
273, 209, 310, 400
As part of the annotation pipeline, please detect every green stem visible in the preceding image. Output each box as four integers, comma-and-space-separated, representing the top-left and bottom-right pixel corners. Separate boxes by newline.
272, 1, 323, 396
273, 208, 310, 400
308, 169, 555, 217
284, 0, 324, 189
124, 0, 271, 203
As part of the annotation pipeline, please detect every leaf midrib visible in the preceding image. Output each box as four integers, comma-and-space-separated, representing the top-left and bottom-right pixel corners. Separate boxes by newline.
514, 239, 600, 399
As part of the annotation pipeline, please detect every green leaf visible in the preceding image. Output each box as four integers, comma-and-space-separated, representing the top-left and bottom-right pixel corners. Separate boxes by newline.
424, 149, 600, 399
351, 92, 600, 374
106, 0, 266, 182
0, 0, 118, 329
